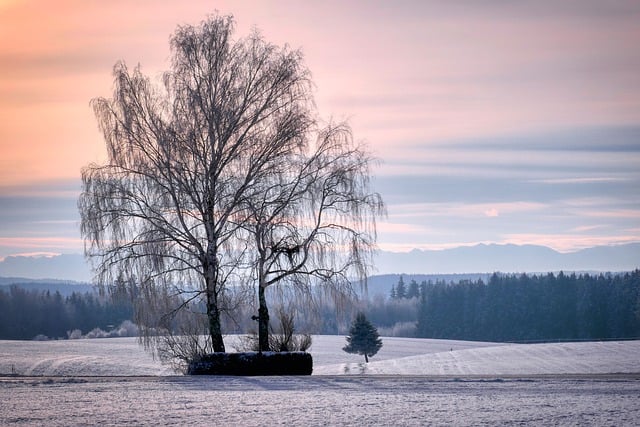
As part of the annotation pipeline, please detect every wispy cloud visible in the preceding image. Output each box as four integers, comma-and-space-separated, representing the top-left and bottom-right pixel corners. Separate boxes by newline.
529, 177, 629, 185
569, 225, 608, 233
0, 236, 83, 251
388, 202, 547, 219
580, 209, 640, 220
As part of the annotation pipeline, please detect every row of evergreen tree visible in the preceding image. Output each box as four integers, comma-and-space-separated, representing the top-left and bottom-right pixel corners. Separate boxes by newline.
0, 285, 133, 340
3, 271, 639, 342
389, 276, 423, 299
415, 271, 640, 342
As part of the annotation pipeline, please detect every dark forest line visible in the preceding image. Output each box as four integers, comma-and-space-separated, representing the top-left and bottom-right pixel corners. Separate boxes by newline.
412, 270, 640, 342
0, 286, 133, 340
1, 270, 639, 342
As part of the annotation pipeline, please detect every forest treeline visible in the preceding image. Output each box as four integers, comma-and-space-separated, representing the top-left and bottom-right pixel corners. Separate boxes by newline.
411, 270, 640, 342
0, 285, 133, 340
1, 271, 639, 342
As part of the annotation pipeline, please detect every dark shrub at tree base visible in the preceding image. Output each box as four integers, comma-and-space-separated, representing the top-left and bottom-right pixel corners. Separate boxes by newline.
187, 352, 313, 376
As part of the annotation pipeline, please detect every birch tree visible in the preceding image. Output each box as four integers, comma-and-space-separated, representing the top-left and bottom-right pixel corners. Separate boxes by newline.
79, 15, 313, 354
244, 123, 385, 351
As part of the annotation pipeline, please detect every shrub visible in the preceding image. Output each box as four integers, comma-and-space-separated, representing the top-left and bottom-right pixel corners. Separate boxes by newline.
234, 307, 312, 352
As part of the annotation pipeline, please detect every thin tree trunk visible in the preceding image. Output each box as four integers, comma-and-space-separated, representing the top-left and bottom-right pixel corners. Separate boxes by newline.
364, 354, 369, 363
205, 262, 225, 352
258, 284, 270, 352
207, 296, 225, 352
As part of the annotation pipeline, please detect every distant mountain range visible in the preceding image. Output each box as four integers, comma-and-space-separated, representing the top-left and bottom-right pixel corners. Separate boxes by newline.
0, 243, 638, 283
0, 277, 94, 296
373, 243, 640, 276
0, 254, 91, 283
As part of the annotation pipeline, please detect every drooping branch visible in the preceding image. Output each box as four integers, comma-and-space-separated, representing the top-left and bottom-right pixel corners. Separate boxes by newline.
241, 122, 385, 350
79, 14, 317, 357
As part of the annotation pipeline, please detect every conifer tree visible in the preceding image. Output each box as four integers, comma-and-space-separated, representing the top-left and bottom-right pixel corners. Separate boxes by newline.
395, 276, 407, 299
407, 279, 420, 299
343, 312, 383, 362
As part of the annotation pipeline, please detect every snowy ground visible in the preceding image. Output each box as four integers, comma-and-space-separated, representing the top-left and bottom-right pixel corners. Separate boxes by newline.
1, 337, 639, 425
1, 335, 639, 377
314, 337, 640, 376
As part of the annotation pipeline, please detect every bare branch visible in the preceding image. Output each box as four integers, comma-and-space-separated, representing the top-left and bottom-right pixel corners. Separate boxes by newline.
79, 14, 316, 358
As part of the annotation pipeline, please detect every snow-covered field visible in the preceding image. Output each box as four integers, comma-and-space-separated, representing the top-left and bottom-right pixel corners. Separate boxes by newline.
1, 336, 639, 425
2, 335, 639, 377
315, 337, 640, 376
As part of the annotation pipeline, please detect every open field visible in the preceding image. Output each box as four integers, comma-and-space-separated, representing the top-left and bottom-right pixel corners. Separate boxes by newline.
1, 335, 639, 377
1, 336, 639, 425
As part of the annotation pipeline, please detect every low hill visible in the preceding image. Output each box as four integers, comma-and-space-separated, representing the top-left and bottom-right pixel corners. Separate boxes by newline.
0, 278, 93, 296
314, 337, 640, 376
1, 336, 638, 377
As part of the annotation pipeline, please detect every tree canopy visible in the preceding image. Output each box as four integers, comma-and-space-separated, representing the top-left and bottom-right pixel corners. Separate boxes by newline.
79, 14, 383, 360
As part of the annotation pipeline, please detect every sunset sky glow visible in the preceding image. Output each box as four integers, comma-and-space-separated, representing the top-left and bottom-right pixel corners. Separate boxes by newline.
1, 0, 639, 260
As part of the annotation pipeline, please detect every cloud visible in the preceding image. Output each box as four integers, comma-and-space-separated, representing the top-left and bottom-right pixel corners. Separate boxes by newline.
0, 237, 83, 260
529, 177, 629, 185
581, 209, 640, 220
0, 180, 83, 257
569, 225, 607, 233
375, 222, 432, 235
484, 208, 499, 218
389, 201, 546, 219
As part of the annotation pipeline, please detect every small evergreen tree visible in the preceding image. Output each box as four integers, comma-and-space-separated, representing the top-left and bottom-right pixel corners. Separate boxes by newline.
343, 312, 383, 363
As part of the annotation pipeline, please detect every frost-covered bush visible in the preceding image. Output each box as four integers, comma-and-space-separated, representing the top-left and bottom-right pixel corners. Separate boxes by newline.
32, 334, 50, 341
67, 329, 83, 339
114, 320, 139, 337
84, 327, 108, 339
378, 322, 417, 338
66, 321, 139, 340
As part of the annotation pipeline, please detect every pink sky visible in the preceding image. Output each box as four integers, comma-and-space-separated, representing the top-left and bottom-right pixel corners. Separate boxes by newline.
1, 0, 639, 258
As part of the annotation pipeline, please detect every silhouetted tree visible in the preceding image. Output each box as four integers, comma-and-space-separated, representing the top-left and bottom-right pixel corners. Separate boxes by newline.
79, 14, 383, 362
79, 14, 319, 355
244, 123, 384, 351
343, 312, 383, 362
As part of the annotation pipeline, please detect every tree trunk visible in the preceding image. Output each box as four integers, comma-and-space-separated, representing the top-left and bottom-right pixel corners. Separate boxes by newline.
207, 294, 225, 352
364, 354, 369, 363
205, 261, 225, 352
258, 284, 270, 352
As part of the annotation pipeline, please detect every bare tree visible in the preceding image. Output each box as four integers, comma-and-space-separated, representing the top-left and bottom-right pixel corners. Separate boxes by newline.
243, 123, 385, 351
79, 15, 314, 354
